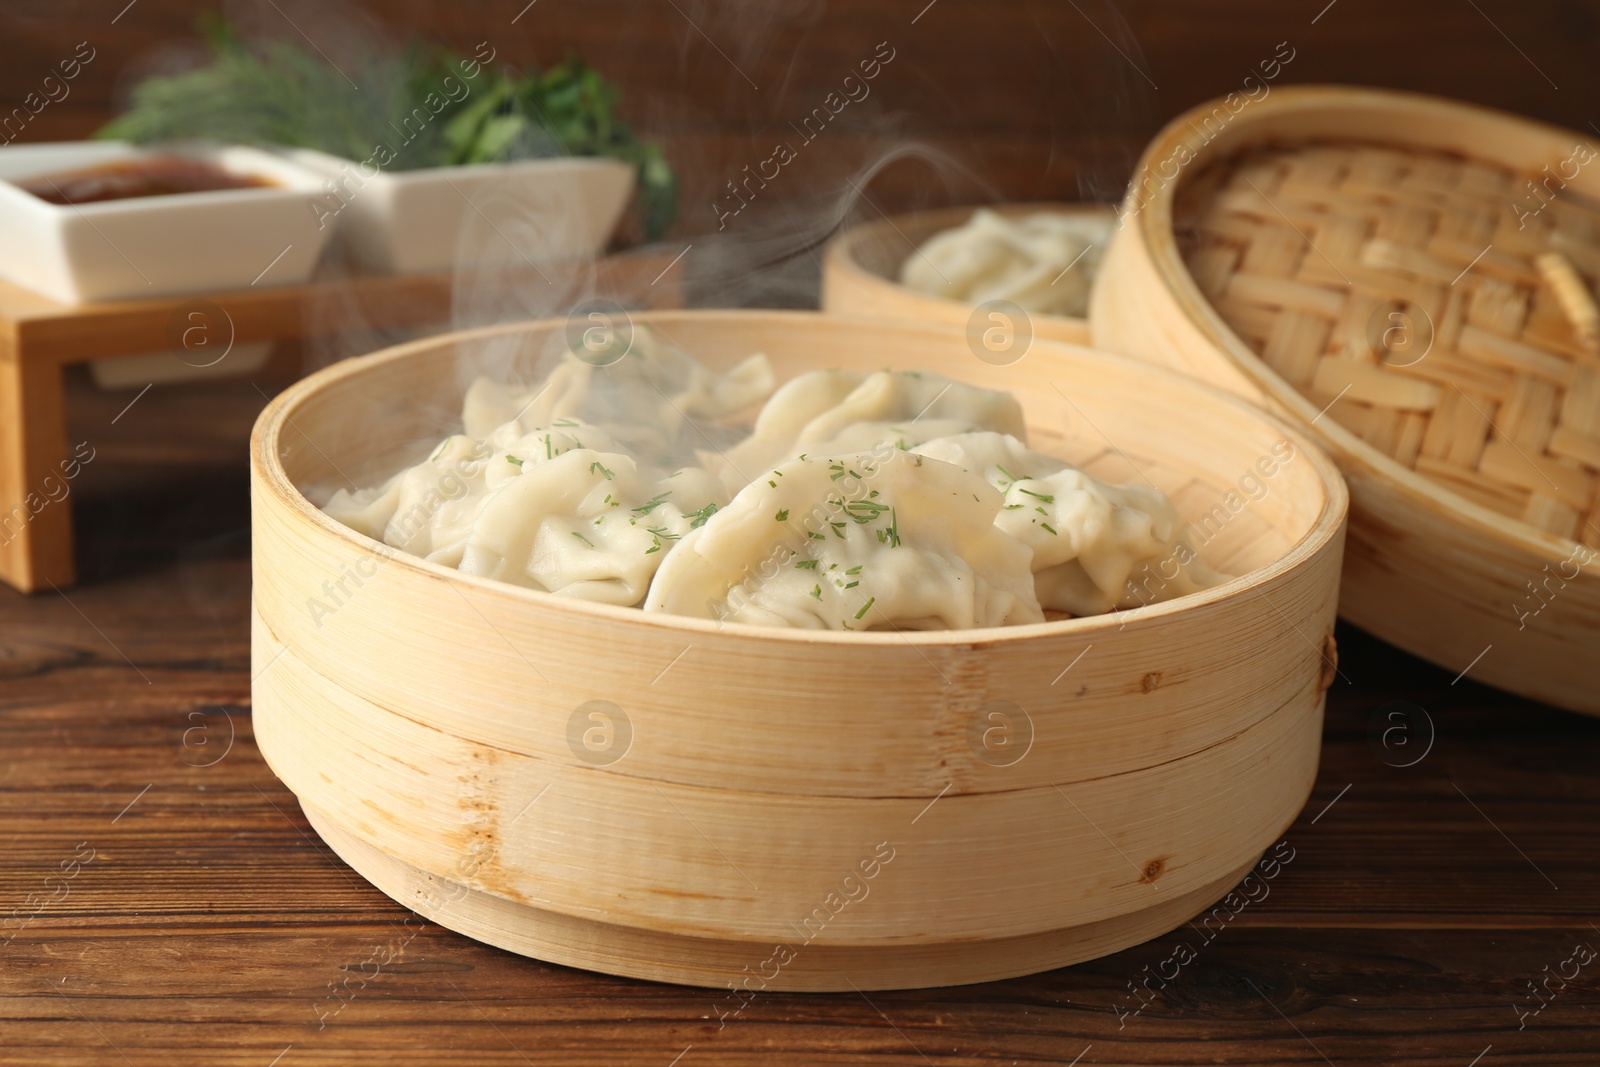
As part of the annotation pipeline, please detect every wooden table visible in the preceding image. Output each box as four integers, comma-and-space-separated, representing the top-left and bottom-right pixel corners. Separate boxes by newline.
0, 251, 682, 595
1, 370, 1597, 1065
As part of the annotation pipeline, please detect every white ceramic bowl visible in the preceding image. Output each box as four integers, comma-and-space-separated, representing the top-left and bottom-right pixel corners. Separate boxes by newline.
0, 141, 333, 305
288, 150, 636, 275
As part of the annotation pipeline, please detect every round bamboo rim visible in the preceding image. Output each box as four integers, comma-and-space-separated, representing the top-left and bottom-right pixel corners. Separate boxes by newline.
1093, 85, 1600, 715
304, 803, 1262, 992
251, 310, 1346, 987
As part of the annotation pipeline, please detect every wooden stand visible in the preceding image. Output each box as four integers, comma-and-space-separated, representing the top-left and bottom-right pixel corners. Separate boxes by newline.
0, 251, 683, 593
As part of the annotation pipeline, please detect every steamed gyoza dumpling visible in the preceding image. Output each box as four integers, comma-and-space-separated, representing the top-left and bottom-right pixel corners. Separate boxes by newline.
322, 420, 628, 568
645, 447, 1042, 630
458, 450, 725, 604
461, 325, 774, 466
898, 208, 1114, 318
715, 369, 1026, 492
322, 433, 497, 564
913, 432, 1227, 615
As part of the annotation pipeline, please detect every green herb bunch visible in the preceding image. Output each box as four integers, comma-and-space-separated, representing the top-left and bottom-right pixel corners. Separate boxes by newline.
441, 61, 677, 242
98, 16, 677, 239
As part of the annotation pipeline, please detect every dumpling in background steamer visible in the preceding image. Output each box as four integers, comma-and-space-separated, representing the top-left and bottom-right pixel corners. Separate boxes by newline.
715, 369, 1026, 493
912, 432, 1228, 615
645, 448, 1042, 630
898, 208, 1114, 318
460, 325, 775, 466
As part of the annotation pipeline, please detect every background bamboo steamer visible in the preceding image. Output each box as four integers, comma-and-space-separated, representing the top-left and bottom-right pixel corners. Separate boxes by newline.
1092, 85, 1600, 716
251, 310, 1346, 990
821, 203, 1114, 343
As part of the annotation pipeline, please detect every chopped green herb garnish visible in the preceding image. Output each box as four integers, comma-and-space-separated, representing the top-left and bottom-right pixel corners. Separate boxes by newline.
687, 503, 719, 528
429, 440, 448, 462
844, 500, 890, 524
590, 461, 614, 480
874, 508, 901, 548
572, 531, 593, 547
995, 464, 1020, 486
633, 492, 671, 515
830, 522, 847, 538
810, 584, 822, 599
854, 597, 875, 620
1036, 506, 1048, 515
647, 525, 680, 541
845, 565, 862, 575
844, 580, 859, 590
807, 531, 825, 540
1041, 522, 1059, 536
545, 434, 553, 460
505, 454, 524, 467
553, 418, 579, 428
768, 480, 777, 488
1018, 488, 1054, 503
1004, 503, 1024, 510
775, 509, 789, 521
796, 559, 819, 570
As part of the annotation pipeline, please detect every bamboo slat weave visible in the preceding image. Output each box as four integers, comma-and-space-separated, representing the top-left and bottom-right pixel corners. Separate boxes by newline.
1177, 142, 1600, 546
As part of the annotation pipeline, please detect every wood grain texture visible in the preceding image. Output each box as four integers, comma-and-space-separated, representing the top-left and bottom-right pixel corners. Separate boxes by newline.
1, 366, 1597, 1060
0, 0, 1597, 1058
0, 335, 74, 591
7, 0, 1600, 237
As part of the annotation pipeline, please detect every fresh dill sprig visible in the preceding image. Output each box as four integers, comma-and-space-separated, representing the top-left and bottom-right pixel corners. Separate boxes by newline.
98, 17, 681, 239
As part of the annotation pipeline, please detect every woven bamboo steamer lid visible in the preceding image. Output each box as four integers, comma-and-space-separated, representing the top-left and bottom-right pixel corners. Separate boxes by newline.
822, 202, 1114, 344
1093, 85, 1600, 715
250, 310, 1346, 989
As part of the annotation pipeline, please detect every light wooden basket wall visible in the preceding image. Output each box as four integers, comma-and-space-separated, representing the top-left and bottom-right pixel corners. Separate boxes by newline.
251, 311, 1347, 990
1093, 86, 1600, 715
821, 203, 1114, 343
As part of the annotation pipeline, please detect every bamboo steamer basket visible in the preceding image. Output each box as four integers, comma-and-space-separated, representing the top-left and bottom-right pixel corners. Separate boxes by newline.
1092, 86, 1600, 715
822, 203, 1115, 343
250, 310, 1347, 990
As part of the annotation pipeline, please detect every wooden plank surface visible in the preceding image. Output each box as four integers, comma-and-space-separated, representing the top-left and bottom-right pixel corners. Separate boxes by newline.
7, 0, 1600, 233
0, 369, 1596, 1064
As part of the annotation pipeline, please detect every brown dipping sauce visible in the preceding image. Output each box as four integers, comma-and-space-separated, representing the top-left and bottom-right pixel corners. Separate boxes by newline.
16, 155, 277, 205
